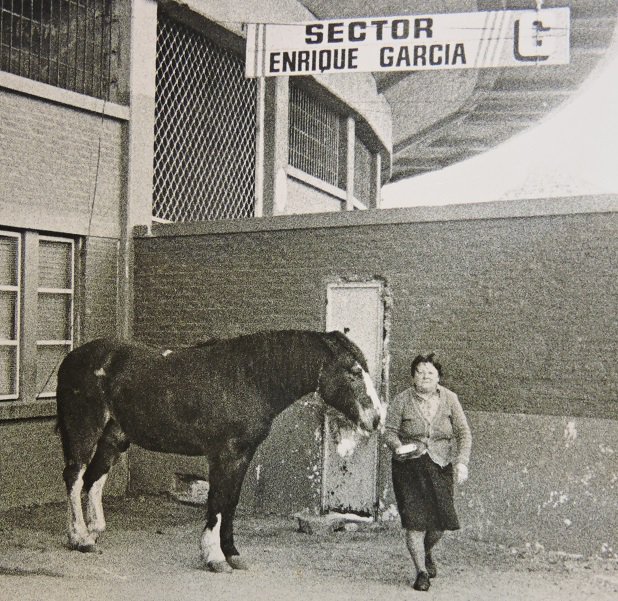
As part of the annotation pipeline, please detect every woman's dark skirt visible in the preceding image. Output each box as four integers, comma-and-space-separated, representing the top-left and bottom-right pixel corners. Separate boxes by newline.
391, 453, 460, 531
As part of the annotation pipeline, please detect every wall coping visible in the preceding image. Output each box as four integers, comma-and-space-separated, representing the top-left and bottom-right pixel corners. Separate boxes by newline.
0, 71, 130, 121
0, 399, 56, 421
136, 195, 618, 238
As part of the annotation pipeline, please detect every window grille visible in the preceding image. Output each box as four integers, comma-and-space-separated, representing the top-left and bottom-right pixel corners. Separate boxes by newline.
289, 83, 344, 189
0, 0, 117, 101
354, 135, 373, 205
153, 12, 257, 222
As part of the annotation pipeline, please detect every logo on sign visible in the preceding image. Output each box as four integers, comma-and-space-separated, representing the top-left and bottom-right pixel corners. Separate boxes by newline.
513, 16, 555, 62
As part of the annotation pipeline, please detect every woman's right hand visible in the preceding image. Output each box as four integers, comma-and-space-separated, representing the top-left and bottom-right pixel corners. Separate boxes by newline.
454, 463, 469, 484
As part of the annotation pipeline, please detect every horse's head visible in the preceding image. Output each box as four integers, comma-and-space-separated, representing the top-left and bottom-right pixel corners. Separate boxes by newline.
317, 331, 386, 434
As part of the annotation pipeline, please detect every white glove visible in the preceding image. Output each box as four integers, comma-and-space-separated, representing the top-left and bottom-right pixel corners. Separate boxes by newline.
454, 463, 468, 484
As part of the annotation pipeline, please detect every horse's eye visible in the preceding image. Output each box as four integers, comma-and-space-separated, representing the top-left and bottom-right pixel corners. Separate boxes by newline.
349, 363, 363, 376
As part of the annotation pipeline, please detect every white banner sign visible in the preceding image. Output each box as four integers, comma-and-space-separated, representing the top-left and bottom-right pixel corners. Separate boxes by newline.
245, 8, 570, 78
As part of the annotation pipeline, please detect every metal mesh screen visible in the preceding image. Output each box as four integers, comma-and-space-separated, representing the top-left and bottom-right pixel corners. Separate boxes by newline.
0, 0, 116, 101
289, 83, 343, 189
153, 13, 257, 222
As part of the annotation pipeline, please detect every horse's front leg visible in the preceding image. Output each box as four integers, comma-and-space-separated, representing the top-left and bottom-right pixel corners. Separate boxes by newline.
201, 449, 253, 573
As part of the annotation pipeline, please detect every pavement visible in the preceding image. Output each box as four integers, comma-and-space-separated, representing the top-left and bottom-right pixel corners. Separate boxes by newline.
0, 495, 617, 601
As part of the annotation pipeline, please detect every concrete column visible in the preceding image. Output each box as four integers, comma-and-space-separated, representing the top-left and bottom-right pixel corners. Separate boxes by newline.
369, 152, 382, 209
118, 0, 157, 339
261, 77, 289, 216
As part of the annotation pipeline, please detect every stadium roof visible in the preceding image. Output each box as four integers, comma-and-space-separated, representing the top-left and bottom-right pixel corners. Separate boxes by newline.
300, 1, 617, 183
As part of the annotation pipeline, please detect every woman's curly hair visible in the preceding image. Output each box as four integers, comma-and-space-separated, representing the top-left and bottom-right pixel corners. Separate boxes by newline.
410, 353, 442, 378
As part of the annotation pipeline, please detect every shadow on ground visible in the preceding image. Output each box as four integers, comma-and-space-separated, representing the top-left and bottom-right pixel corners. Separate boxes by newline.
0, 495, 616, 601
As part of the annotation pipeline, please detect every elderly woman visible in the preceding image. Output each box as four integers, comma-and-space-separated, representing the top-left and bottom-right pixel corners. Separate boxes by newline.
384, 353, 472, 592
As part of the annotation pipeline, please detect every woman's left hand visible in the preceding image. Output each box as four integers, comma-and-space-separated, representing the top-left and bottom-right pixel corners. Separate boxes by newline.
454, 463, 468, 484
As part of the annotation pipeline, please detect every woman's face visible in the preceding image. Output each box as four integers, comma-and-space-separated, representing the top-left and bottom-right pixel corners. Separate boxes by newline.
413, 362, 440, 393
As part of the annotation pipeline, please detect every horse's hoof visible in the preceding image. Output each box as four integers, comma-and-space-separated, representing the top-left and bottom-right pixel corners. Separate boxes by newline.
226, 556, 250, 570
69, 542, 98, 553
413, 571, 431, 591
207, 560, 233, 574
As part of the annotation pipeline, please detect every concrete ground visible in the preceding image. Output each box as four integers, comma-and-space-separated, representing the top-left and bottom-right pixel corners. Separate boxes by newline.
0, 495, 616, 601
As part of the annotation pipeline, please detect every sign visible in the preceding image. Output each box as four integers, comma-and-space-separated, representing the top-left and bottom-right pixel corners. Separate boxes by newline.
245, 8, 570, 78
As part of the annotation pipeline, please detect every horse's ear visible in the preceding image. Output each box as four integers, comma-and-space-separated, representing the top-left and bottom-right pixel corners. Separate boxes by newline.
327, 330, 349, 343
321, 331, 346, 356
323, 331, 358, 358
323, 331, 370, 371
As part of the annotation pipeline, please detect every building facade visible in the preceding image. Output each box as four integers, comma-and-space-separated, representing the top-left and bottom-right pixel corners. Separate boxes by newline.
1, 0, 616, 560
0, 0, 390, 508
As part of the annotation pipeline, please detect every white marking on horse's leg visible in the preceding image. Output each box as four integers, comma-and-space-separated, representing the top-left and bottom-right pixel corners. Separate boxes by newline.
201, 513, 226, 564
86, 474, 108, 540
67, 466, 96, 549
94, 368, 106, 377
362, 369, 386, 427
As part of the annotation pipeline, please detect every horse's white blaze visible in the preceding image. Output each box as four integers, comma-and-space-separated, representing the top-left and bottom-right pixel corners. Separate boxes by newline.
362, 369, 385, 425
86, 474, 108, 536
336, 430, 359, 457
201, 513, 226, 563
67, 466, 94, 547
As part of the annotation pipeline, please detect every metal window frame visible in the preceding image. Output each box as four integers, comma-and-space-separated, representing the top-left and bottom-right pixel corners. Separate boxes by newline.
0, 0, 117, 101
288, 82, 344, 190
0, 230, 22, 401
36, 234, 75, 398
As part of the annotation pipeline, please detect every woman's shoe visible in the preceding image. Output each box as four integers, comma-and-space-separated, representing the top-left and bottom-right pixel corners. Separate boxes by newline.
425, 552, 437, 578
413, 571, 431, 591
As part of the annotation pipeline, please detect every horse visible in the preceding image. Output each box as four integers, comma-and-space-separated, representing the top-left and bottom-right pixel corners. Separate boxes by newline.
56, 329, 385, 572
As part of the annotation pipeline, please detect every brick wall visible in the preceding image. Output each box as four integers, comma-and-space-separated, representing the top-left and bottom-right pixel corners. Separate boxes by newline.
0, 89, 123, 238
0, 89, 127, 508
134, 208, 617, 421
82, 237, 120, 341
131, 200, 617, 555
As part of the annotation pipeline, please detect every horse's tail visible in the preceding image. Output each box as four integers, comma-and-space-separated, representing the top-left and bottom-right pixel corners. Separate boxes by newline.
56, 338, 118, 464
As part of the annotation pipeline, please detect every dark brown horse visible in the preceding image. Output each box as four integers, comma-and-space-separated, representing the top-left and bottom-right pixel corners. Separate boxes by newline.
56, 330, 385, 572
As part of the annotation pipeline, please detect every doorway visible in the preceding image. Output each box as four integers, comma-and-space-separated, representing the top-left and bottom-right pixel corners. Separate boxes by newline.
322, 281, 385, 515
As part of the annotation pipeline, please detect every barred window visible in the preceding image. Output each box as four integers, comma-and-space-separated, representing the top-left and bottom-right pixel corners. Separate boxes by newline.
0, 230, 75, 401
0, 0, 117, 101
289, 83, 344, 189
153, 12, 257, 222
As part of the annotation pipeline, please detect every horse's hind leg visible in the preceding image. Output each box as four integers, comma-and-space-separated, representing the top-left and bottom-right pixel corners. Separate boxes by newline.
59, 400, 103, 552
63, 462, 97, 552
83, 420, 130, 542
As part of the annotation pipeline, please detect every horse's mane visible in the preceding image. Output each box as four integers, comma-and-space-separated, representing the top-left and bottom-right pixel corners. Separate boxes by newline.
188, 330, 362, 402
323, 330, 369, 371
194, 337, 223, 349
191, 330, 366, 370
